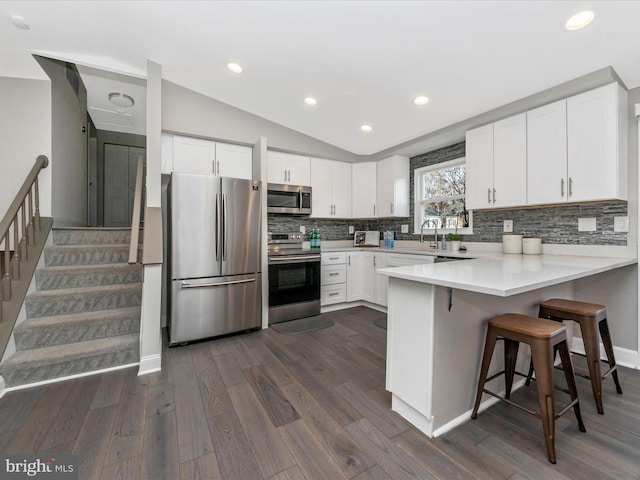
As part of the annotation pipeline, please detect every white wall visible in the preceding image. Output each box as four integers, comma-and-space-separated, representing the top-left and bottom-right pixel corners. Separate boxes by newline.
162, 80, 361, 162
0, 77, 52, 220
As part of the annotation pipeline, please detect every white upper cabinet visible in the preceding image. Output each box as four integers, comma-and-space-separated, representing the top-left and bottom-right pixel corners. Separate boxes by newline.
566, 83, 628, 202
168, 134, 252, 179
466, 114, 527, 210
492, 113, 527, 208
311, 158, 352, 218
376, 155, 409, 217
215, 142, 252, 180
352, 162, 377, 218
267, 151, 311, 186
527, 100, 568, 205
468, 83, 628, 210
172, 135, 216, 175
465, 123, 494, 210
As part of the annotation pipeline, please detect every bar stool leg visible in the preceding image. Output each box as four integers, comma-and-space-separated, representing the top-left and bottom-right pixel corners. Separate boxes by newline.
557, 341, 586, 433
598, 318, 623, 395
471, 328, 498, 419
504, 338, 519, 398
582, 319, 605, 414
530, 340, 557, 464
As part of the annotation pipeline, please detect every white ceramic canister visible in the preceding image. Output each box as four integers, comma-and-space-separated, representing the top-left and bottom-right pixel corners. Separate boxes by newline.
522, 236, 542, 255
502, 234, 523, 254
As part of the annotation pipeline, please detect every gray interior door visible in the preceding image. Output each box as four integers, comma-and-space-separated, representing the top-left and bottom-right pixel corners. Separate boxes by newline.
104, 144, 146, 227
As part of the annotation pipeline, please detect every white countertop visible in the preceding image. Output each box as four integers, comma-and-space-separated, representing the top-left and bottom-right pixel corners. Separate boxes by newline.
377, 254, 636, 297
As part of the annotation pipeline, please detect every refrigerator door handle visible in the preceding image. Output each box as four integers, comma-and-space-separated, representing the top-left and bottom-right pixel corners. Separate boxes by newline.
215, 192, 221, 261
222, 192, 228, 261
180, 278, 256, 289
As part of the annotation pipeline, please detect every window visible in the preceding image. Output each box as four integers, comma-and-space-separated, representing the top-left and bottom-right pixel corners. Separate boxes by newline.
414, 157, 471, 234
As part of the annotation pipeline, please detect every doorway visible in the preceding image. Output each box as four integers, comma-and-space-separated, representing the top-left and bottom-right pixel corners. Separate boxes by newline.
104, 144, 146, 227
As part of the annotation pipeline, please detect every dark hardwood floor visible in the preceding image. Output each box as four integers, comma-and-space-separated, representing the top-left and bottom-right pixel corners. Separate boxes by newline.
1, 305, 639, 479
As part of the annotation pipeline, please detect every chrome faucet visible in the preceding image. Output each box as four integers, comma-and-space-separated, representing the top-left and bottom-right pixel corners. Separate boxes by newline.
420, 219, 438, 249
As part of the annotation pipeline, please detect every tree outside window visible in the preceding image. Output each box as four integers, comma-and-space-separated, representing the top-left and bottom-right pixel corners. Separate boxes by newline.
414, 158, 471, 234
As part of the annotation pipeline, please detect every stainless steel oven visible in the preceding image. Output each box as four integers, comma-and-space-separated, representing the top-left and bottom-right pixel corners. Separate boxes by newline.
268, 232, 320, 324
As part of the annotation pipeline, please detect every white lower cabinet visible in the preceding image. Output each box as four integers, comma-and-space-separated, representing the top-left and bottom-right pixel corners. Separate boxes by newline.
321, 252, 347, 306
346, 251, 390, 306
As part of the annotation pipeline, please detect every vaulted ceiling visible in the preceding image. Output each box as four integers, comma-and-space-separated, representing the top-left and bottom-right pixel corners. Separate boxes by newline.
2, 1, 640, 155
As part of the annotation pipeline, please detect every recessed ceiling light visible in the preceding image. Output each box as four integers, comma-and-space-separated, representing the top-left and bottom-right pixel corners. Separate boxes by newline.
304, 97, 317, 106
414, 96, 429, 106
360, 124, 372, 133
108, 92, 134, 108
10, 15, 29, 30
227, 62, 243, 74
565, 11, 594, 31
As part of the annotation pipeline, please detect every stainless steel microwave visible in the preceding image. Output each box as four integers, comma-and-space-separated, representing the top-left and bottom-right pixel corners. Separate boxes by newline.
267, 183, 312, 215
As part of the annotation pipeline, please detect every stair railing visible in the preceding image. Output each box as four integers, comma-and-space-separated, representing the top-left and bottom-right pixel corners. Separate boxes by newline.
129, 154, 162, 266
0, 155, 49, 325
129, 155, 144, 264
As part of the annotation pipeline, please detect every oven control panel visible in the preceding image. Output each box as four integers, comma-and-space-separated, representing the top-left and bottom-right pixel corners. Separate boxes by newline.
268, 232, 304, 244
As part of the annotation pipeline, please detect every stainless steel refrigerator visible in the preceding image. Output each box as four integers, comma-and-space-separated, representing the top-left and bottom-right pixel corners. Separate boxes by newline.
168, 173, 261, 345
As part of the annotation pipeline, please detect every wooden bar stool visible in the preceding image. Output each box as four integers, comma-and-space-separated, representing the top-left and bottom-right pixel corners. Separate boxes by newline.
471, 313, 586, 464
525, 298, 623, 414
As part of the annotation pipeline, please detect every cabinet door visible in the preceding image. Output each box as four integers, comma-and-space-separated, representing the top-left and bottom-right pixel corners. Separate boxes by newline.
346, 252, 362, 302
360, 251, 375, 302
492, 113, 527, 208
287, 154, 311, 186
332, 161, 352, 218
464, 124, 494, 210
216, 142, 252, 180
373, 253, 387, 306
161, 133, 173, 174
376, 158, 395, 217
376, 156, 409, 217
310, 158, 333, 217
352, 162, 377, 218
173, 135, 216, 175
267, 151, 288, 184
527, 100, 568, 205
567, 83, 625, 202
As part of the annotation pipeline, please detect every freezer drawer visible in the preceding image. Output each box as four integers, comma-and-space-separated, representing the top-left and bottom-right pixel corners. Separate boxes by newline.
169, 273, 261, 345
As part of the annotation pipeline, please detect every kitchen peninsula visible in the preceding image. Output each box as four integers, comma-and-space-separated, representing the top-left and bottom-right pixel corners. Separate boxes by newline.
378, 253, 636, 438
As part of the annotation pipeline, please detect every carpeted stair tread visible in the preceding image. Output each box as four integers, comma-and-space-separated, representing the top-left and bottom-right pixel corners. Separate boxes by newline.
14, 306, 141, 350
52, 228, 135, 246
26, 283, 142, 318
44, 244, 136, 266
0, 334, 140, 387
36, 263, 142, 290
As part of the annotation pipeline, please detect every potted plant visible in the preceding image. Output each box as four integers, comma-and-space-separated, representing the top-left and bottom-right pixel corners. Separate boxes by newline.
448, 222, 462, 251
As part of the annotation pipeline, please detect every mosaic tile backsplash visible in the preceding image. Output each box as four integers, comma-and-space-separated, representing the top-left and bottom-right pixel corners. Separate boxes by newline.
268, 141, 628, 246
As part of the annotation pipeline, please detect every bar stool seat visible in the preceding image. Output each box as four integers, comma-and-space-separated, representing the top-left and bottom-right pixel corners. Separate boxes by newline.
525, 298, 623, 414
471, 313, 586, 464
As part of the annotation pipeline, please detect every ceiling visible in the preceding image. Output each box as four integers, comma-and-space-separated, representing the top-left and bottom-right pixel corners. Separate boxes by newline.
2, 1, 640, 156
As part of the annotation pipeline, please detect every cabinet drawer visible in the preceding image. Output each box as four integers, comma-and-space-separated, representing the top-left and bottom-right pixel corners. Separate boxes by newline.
321, 264, 346, 285
321, 252, 347, 265
321, 284, 346, 306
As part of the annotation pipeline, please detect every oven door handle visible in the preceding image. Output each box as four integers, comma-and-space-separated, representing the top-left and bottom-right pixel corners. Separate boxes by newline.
181, 278, 256, 289
269, 255, 321, 263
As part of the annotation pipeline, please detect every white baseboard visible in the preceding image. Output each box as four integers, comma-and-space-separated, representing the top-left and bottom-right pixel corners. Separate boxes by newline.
138, 354, 162, 376
570, 337, 640, 370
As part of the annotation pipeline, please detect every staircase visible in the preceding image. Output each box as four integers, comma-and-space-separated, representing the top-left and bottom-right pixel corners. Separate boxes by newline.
0, 228, 142, 388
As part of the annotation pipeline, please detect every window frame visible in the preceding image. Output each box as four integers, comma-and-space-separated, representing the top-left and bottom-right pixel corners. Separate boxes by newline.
413, 157, 473, 235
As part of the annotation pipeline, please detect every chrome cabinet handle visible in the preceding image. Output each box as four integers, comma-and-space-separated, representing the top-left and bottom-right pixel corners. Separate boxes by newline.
284, 170, 287, 182
390, 202, 394, 214
329, 272, 340, 276
373, 256, 376, 266
569, 177, 573, 197
329, 292, 339, 296
488, 188, 491, 203
212, 160, 216, 174
561, 178, 565, 197
348, 255, 351, 266
493, 188, 496, 203
373, 204, 376, 216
